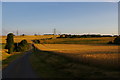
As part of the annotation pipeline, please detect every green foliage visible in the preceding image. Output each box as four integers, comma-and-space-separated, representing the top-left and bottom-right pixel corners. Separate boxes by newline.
32, 39, 40, 44
5, 33, 14, 54
107, 41, 113, 44
58, 34, 112, 38
16, 39, 30, 52
113, 36, 120, 44
108, 36, 120, 45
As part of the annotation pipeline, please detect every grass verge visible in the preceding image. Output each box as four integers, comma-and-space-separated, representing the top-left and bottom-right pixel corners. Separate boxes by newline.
29, 49, 120, 79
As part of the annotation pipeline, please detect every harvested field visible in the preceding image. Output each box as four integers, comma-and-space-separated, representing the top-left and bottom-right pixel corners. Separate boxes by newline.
34, 44, 119, 70
34, 44, 118, 53
31, 44, 120, 78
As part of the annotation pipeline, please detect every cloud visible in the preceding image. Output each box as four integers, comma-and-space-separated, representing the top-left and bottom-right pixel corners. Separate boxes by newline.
2, 0, 120, 2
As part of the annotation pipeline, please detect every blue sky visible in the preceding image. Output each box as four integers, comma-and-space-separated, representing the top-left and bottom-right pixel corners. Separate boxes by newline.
2, 2, 118, 35
0, 2, 2, 36
2, 0, 119, 2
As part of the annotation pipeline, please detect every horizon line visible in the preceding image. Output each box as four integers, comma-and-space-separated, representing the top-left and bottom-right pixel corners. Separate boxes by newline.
1, 33, 119, 36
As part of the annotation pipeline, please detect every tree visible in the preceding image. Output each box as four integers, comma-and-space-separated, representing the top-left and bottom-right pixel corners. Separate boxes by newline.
34, 34, 37, 36
6, 33, 14, 54
114, 36, 120, 44
21, 34, 25, 36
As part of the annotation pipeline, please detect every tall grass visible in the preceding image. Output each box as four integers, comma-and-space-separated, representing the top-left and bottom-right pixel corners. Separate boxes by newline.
30, 49, 120, 79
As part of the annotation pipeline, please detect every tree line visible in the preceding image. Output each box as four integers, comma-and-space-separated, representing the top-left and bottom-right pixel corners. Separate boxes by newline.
58, 34, 118, 38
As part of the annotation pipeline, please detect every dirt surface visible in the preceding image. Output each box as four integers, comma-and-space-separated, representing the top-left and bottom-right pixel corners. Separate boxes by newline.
2, 51, 39, 79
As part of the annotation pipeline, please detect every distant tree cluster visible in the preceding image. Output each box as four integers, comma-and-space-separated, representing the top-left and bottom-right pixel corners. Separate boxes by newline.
34, 34, 38, 36
58, 34, 115, 38
20, 34, 26, 36
32, 39, 40, 44
108, 36, 120, 45
114, 36, 120, 44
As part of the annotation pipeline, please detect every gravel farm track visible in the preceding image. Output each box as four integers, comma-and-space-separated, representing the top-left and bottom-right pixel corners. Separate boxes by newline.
2, 50, 39, 79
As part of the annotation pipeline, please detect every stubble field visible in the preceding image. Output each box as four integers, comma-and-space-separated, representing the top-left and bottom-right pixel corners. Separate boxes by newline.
34, 44, 119, 70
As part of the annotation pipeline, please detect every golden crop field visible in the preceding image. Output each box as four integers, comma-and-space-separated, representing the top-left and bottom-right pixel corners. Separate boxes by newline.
40, 37, 115, 44
1, 35, 60, 43
34, 44, 119, 69
34, 44, 118, 52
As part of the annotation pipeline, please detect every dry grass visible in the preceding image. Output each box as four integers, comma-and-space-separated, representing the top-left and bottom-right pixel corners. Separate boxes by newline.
1, 50, 22, 61
34, 44, 119, 70
30, 44, 120, 78
1, 52, 24, 69
0, 43, 8, 61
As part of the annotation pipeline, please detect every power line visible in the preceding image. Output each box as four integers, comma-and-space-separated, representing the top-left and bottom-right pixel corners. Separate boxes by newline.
53, 28, 56, 39
16, 28, 19, 36
53, 28, 56, 35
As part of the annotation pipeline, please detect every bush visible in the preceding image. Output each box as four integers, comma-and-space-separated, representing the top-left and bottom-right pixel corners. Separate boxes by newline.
107, 41, 113, 44
16, 39, 30, 52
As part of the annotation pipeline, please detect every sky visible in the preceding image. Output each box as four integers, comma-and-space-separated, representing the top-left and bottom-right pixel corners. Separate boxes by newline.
2, 2, 118, 35
0, 2, 2, 36
119, 2, 120, 35
1, 0, 120, 2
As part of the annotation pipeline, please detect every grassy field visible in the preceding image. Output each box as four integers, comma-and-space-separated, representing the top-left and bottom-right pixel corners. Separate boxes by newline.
1, 35, 60, 43
40, 37, 115, 44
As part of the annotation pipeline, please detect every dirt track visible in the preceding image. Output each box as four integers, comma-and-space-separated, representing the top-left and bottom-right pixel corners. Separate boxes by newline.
2, 51, 39, 79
